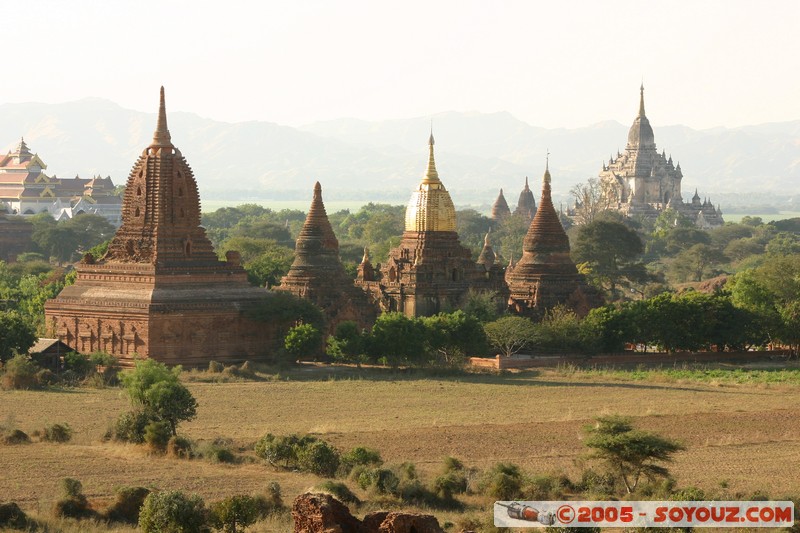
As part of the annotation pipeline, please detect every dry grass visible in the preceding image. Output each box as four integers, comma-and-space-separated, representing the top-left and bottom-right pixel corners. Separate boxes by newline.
1, 366, 799, 531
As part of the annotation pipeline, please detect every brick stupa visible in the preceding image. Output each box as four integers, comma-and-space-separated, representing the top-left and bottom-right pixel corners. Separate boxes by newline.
274, 182, 375, 331
490, 189, 511, 222
505, 163, 601, 317
514, 176, 537, 223
45, 88, 278, 365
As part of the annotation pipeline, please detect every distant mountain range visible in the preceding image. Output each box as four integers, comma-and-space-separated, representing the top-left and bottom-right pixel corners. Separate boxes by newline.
1, 98, 798, 209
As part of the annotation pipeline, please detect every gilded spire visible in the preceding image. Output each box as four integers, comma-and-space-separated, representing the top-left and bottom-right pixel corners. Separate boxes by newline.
639, 83, 646, 117
422, 131, 440, 183
361, 246, 370, 264
151, 86, 173, 148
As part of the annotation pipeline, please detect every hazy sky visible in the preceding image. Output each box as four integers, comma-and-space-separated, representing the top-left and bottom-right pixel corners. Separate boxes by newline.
8, 0, 800, 130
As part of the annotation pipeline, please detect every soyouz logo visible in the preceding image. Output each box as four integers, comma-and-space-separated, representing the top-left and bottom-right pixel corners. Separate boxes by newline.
494, 501, 795, 528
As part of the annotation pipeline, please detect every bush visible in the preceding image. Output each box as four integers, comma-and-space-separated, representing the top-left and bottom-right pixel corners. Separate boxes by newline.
138, 490, 206, 533
254, 433, 339, 476
105, 486, 151, 524
1, 354, 40, 390
199, 439, 236, 464
284, 323, 323, 360
296, 440, 340, 477
524, 473, 573, 500
341, 446, 383, 475
577, 468, 616, 496
1, 429, 31, 445
252, 482, 283, 517
106, 410, 154, 444
36, 368, 58, 386
167, 436, 195, 459
357, 467, 400, 495
477, 463, 523, 500
433, 471, 467, 500
63, 352, 95, 378
316, 481, 360, 504
208, 360, 224, 373
0, 501, 34, 530
209, 495, 261, 533
254, 433, 297, 467
53, 477, 94, 519
143, 421, 171, 452
42, 423, 72, 443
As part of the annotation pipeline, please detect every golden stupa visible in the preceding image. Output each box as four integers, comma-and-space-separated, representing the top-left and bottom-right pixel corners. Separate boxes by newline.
404, 133, 457, 232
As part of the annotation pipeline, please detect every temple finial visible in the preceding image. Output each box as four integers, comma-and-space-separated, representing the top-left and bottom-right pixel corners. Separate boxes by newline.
546, 148, 550, 171
151, 86, 173, 147
484, 227, 491, 246
314, 181, 322, 197
639, 83, 646, 117
423, 130, 439, 183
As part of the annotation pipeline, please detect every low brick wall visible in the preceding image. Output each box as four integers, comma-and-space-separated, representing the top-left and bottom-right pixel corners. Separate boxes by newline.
470, 350, 792, 370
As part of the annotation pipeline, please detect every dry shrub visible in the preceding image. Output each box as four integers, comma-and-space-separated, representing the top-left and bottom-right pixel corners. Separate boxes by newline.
42, 423, 73, 443
53, 478, 95, 519
0, 355, 40, 390
1, 429, 31, 445
104, 486, 151, 524
0, 501, 34, 530
166, 436, 195, 459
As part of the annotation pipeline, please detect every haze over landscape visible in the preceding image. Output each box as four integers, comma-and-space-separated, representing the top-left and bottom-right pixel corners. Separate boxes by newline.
2, 0, 799, 207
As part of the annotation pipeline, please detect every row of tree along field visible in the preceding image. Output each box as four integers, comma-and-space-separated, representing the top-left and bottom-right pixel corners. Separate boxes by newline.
1, 201, 798, 359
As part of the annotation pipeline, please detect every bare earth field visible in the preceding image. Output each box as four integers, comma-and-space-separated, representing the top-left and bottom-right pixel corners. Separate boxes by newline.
1, 367, 799, 530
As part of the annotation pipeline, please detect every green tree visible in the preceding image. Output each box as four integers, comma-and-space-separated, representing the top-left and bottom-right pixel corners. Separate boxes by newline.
284, 323, 322, 359
778, 301, 800, 356
366, 312, 427, 366
456, 208, 492, 256
532, 305, 595, 354
669, 243, 727, 282
483, 316, 535, 357
138, 490, 206, 533
572, 219, 646, 298
119, 359, 197, 437
584, 415, 684, 494
422, 310, 488, 365
209, 495, 261, 533
245, 246, 294, 287
325, 321, 365, 364
0, 311, 37, 362
144, 381, 198, 436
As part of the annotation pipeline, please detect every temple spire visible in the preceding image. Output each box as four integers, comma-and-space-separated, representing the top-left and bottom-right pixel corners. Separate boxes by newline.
423, 131, 440, 183
639, 83, 646, 117
151, 86, 173, 148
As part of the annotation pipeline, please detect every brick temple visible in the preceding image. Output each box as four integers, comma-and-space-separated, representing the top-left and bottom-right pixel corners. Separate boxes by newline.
354, 134, 505, 316
45, 88, 278, 365
274, 182, 376, 332
505, 162, 602, 317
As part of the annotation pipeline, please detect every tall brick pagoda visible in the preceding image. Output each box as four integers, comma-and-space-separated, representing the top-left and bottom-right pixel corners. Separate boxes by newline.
45, 88, 277, 365
505, 162, 601, 317
357, 133, 501, 317
275, 182, 376, 331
